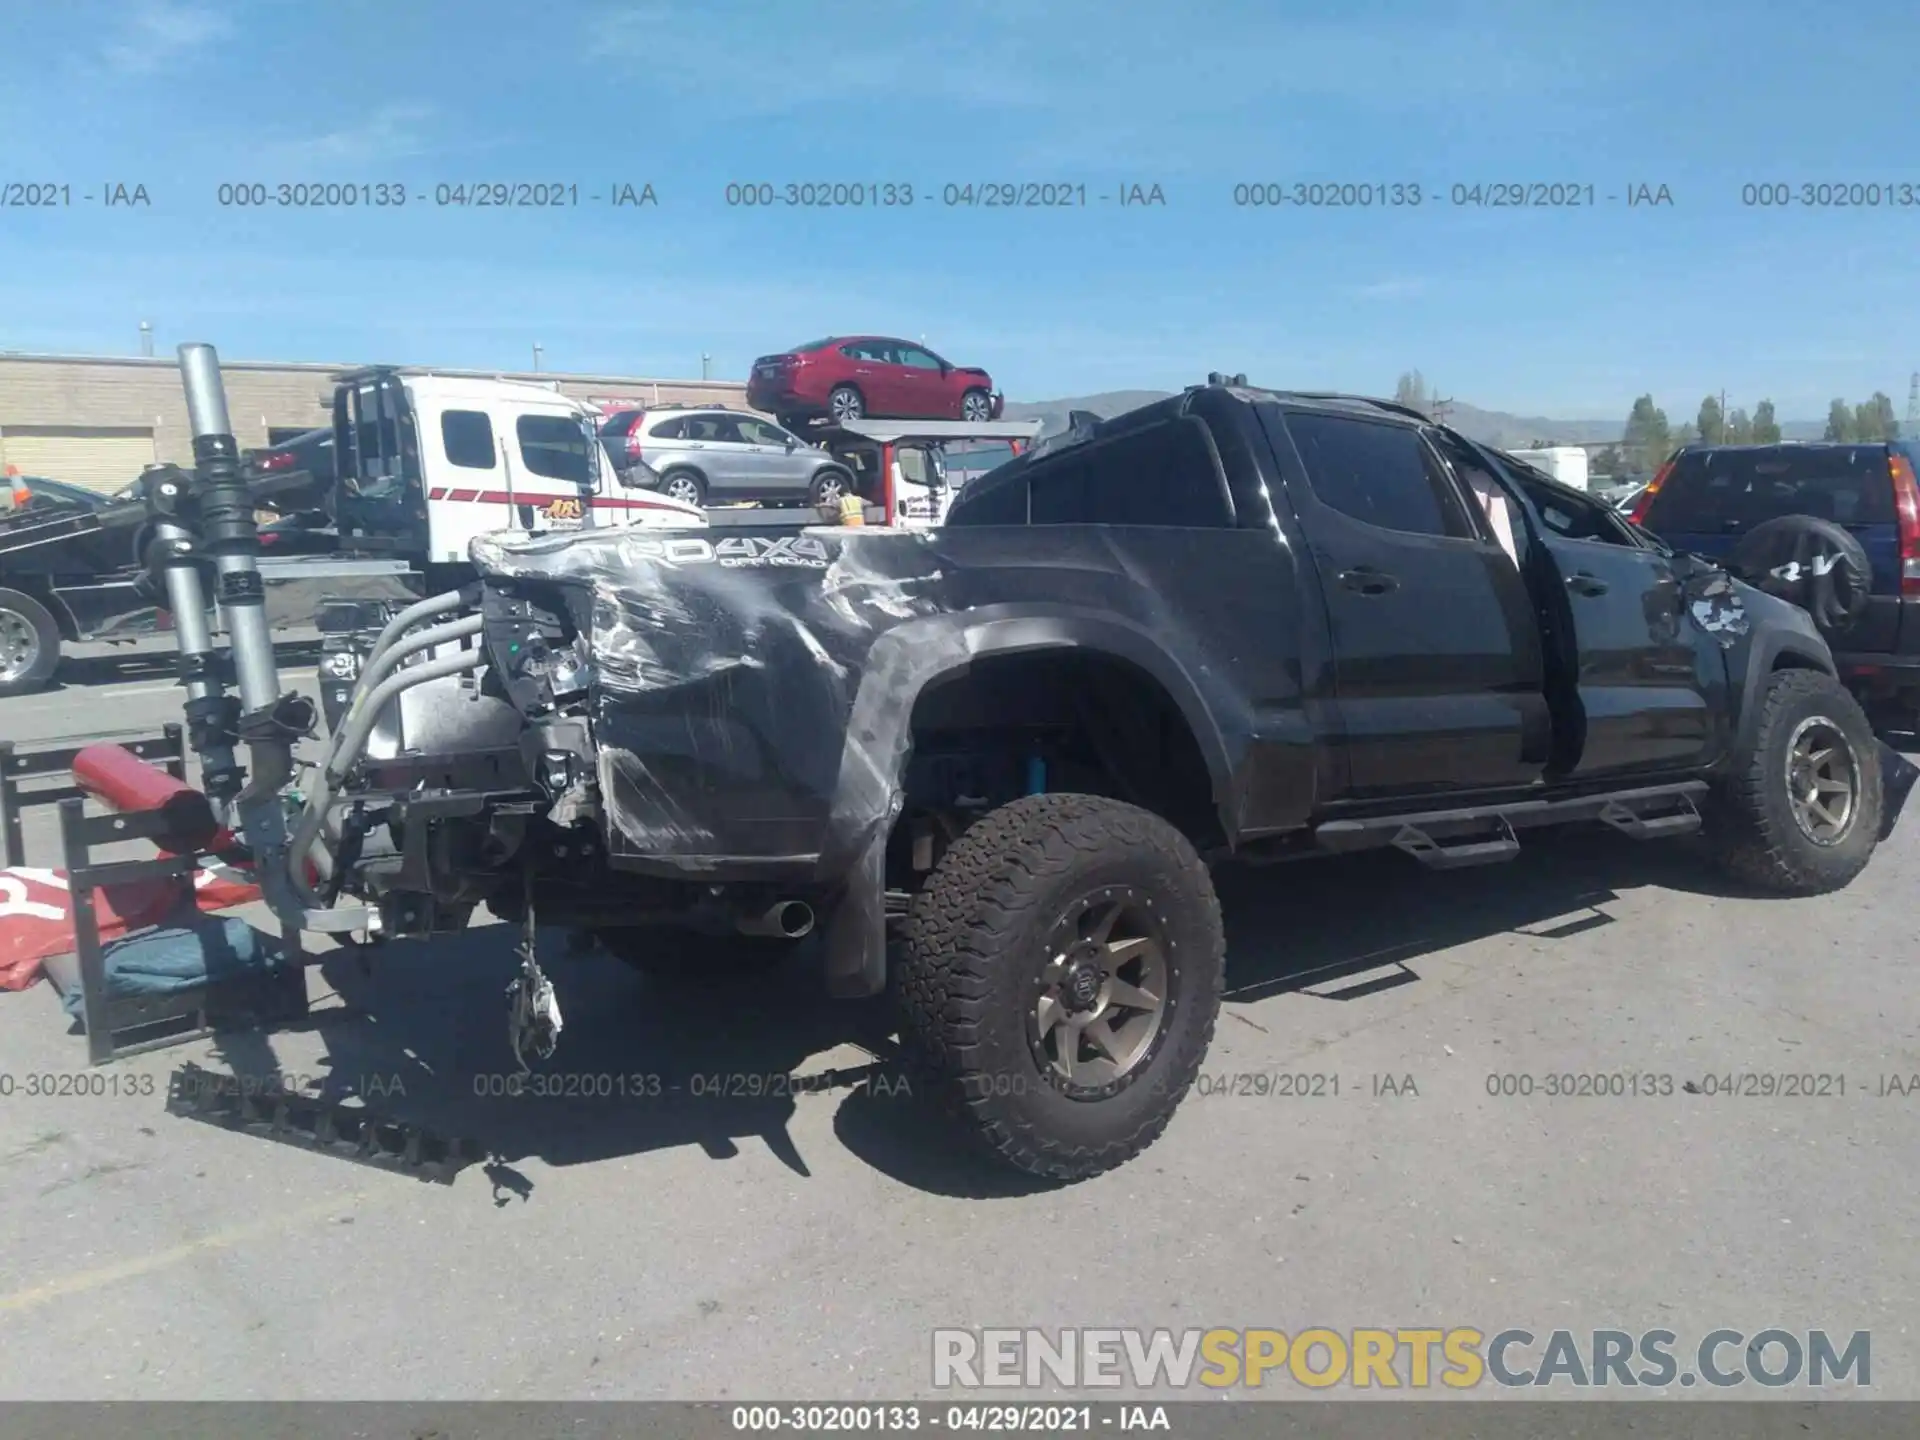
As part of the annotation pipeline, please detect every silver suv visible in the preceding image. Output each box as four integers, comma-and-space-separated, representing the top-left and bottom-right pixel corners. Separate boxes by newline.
599, 406, 856, 508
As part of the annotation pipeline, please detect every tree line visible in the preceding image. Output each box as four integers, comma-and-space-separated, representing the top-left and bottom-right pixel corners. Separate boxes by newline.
1394, 370, 1904, 482
1609, 392, 1902, 477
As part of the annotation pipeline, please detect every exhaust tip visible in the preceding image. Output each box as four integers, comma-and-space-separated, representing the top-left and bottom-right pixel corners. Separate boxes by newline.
738, 900, 815, 939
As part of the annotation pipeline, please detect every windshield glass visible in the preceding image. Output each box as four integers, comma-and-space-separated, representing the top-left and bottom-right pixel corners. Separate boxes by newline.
1644, 446, 1895, 531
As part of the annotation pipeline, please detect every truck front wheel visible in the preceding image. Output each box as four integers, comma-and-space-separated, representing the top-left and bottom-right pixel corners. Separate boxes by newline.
0, 587, 61, 697
896, 793, 1224, 1182
1706, 669, 1883, 894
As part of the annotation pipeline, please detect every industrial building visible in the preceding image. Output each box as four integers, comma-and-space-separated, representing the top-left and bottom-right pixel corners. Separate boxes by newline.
0, 352, 748, 491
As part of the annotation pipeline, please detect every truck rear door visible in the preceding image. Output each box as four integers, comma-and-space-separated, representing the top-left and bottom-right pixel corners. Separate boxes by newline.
1259, 405, 1550, 798
1490, 455, 1724, 777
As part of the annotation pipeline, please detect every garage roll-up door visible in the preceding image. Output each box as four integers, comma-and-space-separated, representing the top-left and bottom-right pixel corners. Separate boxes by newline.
0, 427, 157, 493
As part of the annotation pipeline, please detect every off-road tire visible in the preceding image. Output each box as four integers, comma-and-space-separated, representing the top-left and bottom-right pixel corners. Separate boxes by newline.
597, 928, 798, 985
0, 587, 61, 698
895, 793, 1224, 1182
1705, 669, 1882, 894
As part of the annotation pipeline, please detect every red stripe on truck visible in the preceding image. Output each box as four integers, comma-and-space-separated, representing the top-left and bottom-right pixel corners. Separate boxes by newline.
425, 487, 697, 515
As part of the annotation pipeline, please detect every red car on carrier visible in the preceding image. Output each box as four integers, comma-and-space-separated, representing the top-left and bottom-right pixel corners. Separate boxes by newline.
747, 336, 1004, 431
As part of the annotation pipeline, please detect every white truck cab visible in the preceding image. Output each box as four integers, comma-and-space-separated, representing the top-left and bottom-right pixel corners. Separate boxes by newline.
1506, 446, 1591, 492
816, 418, 1044, 529
332, 368, 705, 566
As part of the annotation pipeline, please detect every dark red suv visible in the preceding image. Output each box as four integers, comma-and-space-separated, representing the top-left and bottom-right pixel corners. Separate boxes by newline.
747, 336, 1003, 430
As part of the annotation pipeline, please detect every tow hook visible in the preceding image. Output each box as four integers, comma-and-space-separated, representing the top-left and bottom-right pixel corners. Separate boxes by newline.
505, 887, 562, 1072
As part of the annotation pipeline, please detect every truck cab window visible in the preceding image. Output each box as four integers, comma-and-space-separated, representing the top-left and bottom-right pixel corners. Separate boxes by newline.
1026, 418, 1231, 527
947, 472, 1028, 523
516, 414, 593, 485
1431, 434, 1521, 563
1284, 412, 1473, 539
897, 446, 934, 485
1509, 471, 1638, 547
442, 410, 496, 470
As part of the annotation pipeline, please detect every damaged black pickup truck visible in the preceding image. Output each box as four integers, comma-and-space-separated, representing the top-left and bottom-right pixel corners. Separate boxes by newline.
303, 378, 1914, 1181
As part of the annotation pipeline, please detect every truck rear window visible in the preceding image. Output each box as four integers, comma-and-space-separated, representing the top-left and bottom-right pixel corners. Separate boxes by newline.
1643, 447, 1896, 531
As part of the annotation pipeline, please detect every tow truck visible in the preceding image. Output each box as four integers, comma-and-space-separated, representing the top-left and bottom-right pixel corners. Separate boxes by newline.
0, 368, 709, 696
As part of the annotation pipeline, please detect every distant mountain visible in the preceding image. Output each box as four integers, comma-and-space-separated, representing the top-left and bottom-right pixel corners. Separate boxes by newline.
1001, 391, 1178, 437
1004, 390, 1827, 447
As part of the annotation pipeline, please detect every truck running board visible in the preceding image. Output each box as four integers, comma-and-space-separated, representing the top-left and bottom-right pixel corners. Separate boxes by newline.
1598, 791, 1702, 840
1390, 816, 1521, 869
1314, 780, 1711, 867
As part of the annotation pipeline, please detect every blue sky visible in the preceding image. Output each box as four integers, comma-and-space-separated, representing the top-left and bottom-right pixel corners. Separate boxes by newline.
1, 0, 1917, 420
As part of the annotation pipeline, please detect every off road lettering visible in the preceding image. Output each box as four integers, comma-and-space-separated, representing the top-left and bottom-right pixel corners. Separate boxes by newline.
622, 535, 832, 568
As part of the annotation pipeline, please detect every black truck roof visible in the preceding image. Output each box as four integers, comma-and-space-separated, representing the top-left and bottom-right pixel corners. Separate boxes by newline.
959, 380, 1432, 511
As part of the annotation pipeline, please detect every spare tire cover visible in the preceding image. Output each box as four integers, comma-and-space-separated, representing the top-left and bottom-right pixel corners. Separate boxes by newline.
1725, 514, 1872, 636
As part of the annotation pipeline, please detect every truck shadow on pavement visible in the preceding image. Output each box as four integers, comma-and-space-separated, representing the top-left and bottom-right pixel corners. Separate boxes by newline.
216, 826, 1828, 1199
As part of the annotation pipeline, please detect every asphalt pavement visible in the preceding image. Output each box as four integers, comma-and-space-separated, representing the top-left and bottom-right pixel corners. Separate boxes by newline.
0, 643, 1915, 1402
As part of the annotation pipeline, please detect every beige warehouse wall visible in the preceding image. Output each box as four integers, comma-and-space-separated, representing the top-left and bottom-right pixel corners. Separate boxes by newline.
0, 355, 751, 464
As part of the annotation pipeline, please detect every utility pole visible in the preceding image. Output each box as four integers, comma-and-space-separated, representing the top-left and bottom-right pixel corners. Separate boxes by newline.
531, 343, 543, 374
1429, 391, 1453, 425
1906, 372, 1919, 438
138, 320, 153, 358
702, 353, 711, 381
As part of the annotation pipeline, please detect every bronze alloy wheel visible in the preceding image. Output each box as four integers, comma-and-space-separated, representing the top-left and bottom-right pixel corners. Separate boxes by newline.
1784, 715, 1859, 845
1027, 884, 1172, 1097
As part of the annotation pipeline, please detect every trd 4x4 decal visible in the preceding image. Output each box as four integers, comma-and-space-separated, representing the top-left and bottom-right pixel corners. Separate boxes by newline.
621, 534, 833, 568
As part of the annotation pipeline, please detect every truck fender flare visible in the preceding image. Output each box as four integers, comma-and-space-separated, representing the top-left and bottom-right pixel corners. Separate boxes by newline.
1730, 627, 1836, 758
824, 604, 1237, 868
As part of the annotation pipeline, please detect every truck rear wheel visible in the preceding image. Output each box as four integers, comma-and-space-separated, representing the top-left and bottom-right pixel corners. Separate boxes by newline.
1706, 669, 1882, 894
0, 587, 60, 697
895, 793, 1224, 1182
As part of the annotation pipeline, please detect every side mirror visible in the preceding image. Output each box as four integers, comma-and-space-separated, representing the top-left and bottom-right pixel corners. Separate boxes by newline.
785, 436, 798, 450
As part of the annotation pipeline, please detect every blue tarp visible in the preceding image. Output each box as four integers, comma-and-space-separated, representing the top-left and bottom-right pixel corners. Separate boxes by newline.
59, 915, 284, 1022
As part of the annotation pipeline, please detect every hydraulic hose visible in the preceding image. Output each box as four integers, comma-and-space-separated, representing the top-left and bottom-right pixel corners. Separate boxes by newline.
326, 586, 477, 734
318, 614, 485, 775
288, 646, 486, 909
364, 585, 479, 671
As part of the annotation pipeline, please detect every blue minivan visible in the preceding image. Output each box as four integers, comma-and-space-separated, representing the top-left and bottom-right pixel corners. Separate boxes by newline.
1630, 440, 1920, 719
